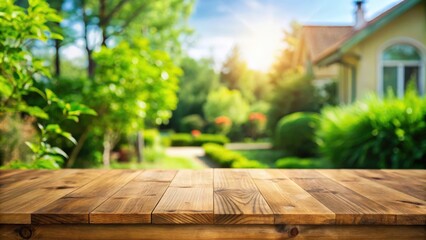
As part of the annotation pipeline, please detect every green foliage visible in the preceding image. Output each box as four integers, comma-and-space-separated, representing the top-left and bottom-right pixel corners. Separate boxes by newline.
0, 0, 62, 114
170, 134, 229, 146
180, 114, 205, 132
318, 91, 426, 169
220, 46, 247, 90
169, 133, 193, 146
203, 143, 267, 168
275, 112, 320, 157
94, 38, 181, 131
275, 157, 331, 169
193, 134, 229, 146
267, 72, 319, 134
204, 87, 250, 125
143, 129, 160, 147
0, 0, 95, 169
236, 149, 287, 167
169, 57, 218, 131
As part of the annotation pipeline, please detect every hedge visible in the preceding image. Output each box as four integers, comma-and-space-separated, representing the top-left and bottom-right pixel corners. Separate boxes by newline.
275, 157, 332, 169
203, 143, 267, 168
170, 134, 229, 146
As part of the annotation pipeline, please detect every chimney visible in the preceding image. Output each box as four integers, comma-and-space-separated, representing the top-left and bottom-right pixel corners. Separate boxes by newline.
354, 0, 366, 30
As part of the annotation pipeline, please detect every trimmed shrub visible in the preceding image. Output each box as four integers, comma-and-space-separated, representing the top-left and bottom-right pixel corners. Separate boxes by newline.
180, 114, 205, 132
170, 134, 229, 146
193, 134, 229, 146
275, 157, 331, 169
170, 133, 193, 146
203, 143, 267, 168
318, 92, 426, 169
274, 112, 320, 157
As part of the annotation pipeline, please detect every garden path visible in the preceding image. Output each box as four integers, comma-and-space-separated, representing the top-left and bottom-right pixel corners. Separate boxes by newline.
165, 147, 219, 168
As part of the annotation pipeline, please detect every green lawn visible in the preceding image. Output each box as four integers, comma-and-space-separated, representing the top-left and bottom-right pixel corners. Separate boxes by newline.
234, 149, 288, 167
234, 149, 333, 168
111, 156, 203, 169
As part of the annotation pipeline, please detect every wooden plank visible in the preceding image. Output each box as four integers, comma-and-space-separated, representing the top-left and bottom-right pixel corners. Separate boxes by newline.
283, 170, 397, 224
319, 170, 426, 225
152, 170, 213, 224
0, 170, 75, 203
31, 170, 140, 224
133, 169, 176, 182
250, 169, 335, 224
90, 170, 176, 224
0, 170, 104, 224
1, 224, 425, 240
353, 170, 426, 201
214, 169, 273, 224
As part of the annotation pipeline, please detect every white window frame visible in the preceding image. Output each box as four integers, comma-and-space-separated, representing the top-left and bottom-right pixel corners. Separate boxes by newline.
377, 38, 426, 97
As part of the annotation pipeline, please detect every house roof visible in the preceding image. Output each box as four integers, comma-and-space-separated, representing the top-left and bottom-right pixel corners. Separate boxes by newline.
300, 26, 353, 61
313, 0, 422, 66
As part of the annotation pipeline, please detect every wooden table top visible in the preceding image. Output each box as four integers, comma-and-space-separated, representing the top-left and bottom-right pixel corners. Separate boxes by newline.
0, 169, 425, 225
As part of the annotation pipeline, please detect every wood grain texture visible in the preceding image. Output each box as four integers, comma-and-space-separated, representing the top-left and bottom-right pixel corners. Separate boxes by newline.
353, 170, 426, 201
31, 170, 139, 224
0, 170, 103, 224
284, 170, 398, 224
214, 169, 273, 224
0, 169, 425, 227
133, 170, 177, 182
152, 170, 213, 224
251, 169, 335, 224
91, 170, 175, 224
1, 224, 425, 240
319, 170, 426, 225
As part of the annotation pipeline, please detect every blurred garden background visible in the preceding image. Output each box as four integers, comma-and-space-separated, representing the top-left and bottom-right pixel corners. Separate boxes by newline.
1, 0, 425, 170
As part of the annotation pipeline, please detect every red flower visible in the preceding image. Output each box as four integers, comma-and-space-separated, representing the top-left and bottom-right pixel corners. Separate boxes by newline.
214, 116, 232, 126
249, 112, 266, 122
191, 129, 201, 137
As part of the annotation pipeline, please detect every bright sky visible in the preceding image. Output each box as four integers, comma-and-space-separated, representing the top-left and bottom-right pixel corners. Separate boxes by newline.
187, 0, 403, 72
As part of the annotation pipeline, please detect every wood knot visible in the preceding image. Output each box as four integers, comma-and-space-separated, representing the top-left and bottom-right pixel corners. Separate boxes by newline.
288, 227, 299, 238
18, 226, 33, 239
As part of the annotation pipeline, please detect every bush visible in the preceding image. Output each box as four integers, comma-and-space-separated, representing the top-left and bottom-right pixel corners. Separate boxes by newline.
203, 143, 267, 168
275, 157, 331, 168
317, 91, 426, 169
170, 134, 229, 146
180, 114, 205, 132
267, 72, 319, 135
170, 133, 193, 146
193, 134, 229, 146
274, 112, 320, 157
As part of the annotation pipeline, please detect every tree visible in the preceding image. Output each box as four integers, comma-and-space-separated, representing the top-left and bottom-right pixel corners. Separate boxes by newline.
269, 21, 301, 85
75, 0, 194, 78
203, 87, 250, 126
220, 45, 247, 90
66, 38, 181, 167
169, 57, 218, 131
267, 71, 319, 135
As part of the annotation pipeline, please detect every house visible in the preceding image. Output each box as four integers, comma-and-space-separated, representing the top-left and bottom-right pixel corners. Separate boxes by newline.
295, 0, 426, 104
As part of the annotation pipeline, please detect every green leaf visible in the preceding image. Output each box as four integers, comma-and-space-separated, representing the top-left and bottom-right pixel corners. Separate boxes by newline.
25, 141, 39, 153
48, 147, 69, 158
0, 76, 13, 97
19, 105, 49, 119
67, 116, 79, 122
45, 88, 57, 104
45, 124, 61, 133
29, 86, 46, 99
59, 131, 77, 145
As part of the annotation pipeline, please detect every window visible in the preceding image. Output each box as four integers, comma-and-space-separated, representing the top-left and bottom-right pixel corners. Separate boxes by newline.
381, 44, 423, 97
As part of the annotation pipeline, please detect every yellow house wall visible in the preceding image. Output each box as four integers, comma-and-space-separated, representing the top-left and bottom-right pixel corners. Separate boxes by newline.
348, 3, 426, 100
